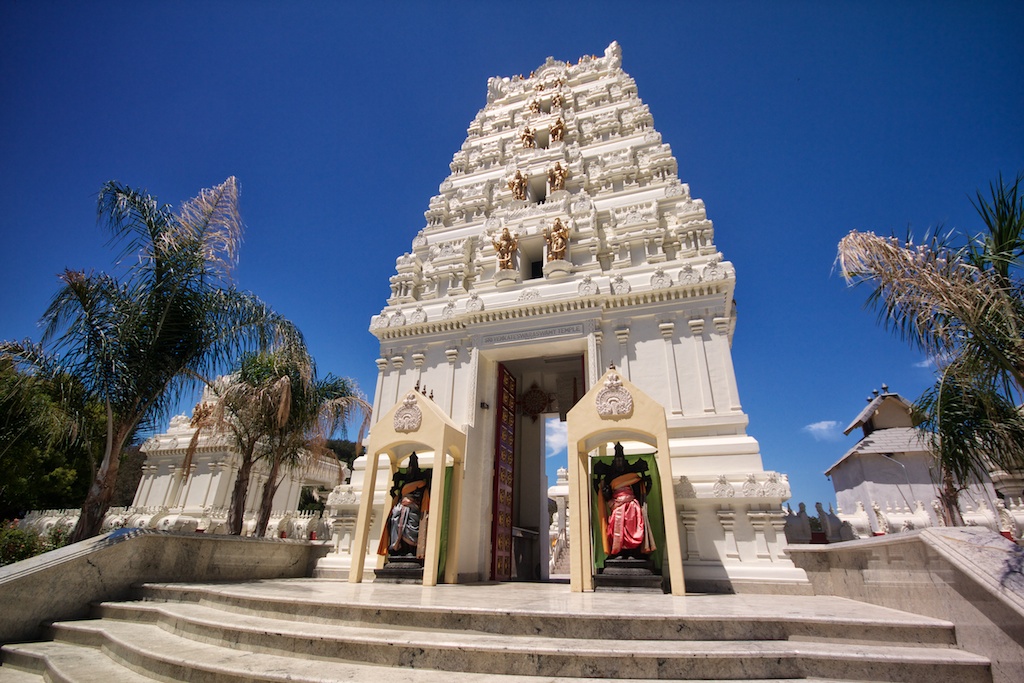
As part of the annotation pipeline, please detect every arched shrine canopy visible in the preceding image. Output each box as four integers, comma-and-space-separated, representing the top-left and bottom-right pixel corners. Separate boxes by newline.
349, 390, 467, 586
566, 367, 685, 595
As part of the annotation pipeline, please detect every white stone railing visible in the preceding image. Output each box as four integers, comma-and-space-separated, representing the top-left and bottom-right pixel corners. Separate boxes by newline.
549, 523, 568, 575
796, 496, 1024, 543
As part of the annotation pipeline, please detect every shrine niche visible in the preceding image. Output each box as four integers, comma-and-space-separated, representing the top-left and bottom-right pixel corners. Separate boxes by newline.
349, 390, 466, 587
565, 366, 685, 595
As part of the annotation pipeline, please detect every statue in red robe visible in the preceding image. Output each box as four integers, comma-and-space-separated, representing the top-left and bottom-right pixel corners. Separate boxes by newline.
594, 442, 656, 558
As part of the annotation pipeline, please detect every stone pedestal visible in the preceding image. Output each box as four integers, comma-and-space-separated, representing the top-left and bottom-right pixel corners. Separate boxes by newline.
594, 556, 664, 593
373, 555, 425, 584
494, 269, 520, 288
543, 259, 572, 279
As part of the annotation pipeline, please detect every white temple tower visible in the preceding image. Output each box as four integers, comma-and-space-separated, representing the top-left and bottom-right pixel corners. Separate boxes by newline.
344, 42, 807, 592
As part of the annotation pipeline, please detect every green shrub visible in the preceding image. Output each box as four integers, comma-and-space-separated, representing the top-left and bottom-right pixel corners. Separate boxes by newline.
43, 523, 71, 552
0, 520, 42, 566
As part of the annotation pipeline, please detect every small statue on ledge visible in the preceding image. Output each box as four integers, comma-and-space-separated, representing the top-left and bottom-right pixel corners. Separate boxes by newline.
520, 126, 535, 149
379, 452, 430, 559
593, 442, 656, 558
492, 227, 519, 271
550, 117, 566, 142
507, 170, 528, 200
544, 217, 569, 262
547, 161, 568, 191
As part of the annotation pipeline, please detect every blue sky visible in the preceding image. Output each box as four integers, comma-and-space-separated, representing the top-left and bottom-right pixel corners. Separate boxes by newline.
2, 2, 1021, 510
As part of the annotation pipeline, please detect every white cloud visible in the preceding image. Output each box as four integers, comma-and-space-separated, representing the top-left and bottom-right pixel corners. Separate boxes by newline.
545, 418, 568, 459
802, 420, 842, 442
914, 351, 953, 369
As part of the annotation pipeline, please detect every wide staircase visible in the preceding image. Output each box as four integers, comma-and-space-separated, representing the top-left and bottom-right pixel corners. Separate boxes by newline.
0, 579, 991, 682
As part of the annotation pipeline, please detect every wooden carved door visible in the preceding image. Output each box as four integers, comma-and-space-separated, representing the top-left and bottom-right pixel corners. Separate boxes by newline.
491, 363, 516, 581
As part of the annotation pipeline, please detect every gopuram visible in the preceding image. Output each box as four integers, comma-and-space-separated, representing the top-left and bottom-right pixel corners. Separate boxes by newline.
329, 42, 808, 594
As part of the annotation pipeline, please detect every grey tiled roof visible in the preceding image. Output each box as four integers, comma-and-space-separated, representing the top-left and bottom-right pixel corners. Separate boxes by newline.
825, 426, 929, 474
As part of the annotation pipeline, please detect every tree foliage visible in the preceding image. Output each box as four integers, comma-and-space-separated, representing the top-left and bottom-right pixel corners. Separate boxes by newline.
838, 173, 1024, 522
1, 178, 297, 542
0, 359, 102, 519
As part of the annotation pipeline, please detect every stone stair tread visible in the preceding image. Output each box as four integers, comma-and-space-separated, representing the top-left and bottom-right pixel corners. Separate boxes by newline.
135, 581, 958, 630
0, 665, 45, 682
39, 618, 960, 683
1, 640, 159, 682
110, 589, 958, 651
68, 607, 991, 667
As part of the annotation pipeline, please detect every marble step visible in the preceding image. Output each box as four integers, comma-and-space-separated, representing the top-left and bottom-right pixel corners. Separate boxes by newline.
133, 582, 958, 647
0, 626, 852, 683
0, 636, 850, 683
0, 640, 158, 682
0, 665, 45, 683
43, 609, 990, 682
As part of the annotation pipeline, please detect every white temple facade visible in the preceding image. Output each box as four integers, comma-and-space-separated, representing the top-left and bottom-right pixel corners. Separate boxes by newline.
21, 386, 344, 541
329, 42, 807, 593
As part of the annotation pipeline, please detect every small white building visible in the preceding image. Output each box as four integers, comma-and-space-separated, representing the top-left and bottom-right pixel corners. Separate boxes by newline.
827, 387, 1016, 537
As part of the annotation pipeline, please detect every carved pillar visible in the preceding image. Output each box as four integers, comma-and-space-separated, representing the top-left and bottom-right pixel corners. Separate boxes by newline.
390, 354, 405, 407
659, 321, 682, 414
679, 509, 701, 561
614, 327, 630, 379
200, 461, 218, 509
445, 346, 459, 415
372, 357, 387, 425
162, 466, 180, 508
587, 329, 603, 387
135, 465, 156, 507
412, 352, 426, 387
766, 510, 789, 562
713, 317, 742, 411
689, 319, 715, 413
716, 510, 741, 561
746, 510, 776, 561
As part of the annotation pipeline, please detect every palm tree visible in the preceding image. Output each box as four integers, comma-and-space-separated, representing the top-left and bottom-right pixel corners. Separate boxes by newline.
2, 178, 297, 543
250, 351, 370, 538
837, 173, 1024, 522
188, 345, 370, 538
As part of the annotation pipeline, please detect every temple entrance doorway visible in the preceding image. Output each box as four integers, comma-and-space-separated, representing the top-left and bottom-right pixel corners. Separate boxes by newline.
488, 353, 584, 583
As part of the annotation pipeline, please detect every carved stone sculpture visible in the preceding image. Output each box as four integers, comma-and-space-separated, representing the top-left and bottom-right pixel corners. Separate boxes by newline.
547, 162, 569, 191
507, 170, 528, 200
544, 217, 570, 262
520, 126, 535, 148
596, 368, 633, 417
393, 393, 423, 432
550, 117, 566, 142
492, 227, 519, 270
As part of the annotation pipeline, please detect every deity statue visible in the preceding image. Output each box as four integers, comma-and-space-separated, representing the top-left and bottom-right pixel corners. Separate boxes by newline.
544, 217, 570, 262
551, 91, 563, 108
547, 162, 568, 191
592, 442, 656, 558
507, 170, 528, 201
378, 452, 430, 559
520, 126, 535, 149
549, 117, 566, 142
529, 99, 541, 114
492, 227, 519, 271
